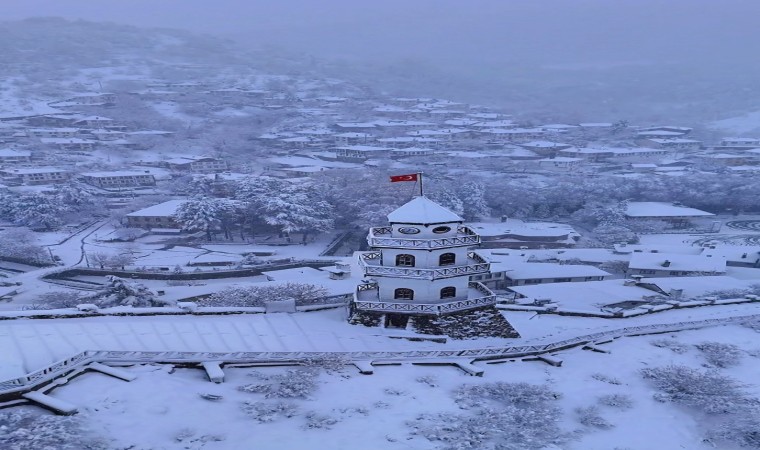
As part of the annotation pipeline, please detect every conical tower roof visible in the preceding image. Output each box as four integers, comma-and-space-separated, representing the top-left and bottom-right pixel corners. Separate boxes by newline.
387, 196, 463, 224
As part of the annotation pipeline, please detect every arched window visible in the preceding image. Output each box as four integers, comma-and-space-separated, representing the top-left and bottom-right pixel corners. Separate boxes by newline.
394, 288, 414, 300
439, 253, 456, 266
440, 287, 456, 299
396, 254, 415, 267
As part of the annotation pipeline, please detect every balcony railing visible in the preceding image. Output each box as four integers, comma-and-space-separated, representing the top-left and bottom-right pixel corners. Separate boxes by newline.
358, 251, 490, 280
352, 281, 496, 315
367, 225, 481, 249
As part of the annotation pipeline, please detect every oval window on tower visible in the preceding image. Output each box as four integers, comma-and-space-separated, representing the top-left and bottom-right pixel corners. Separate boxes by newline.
398, 227, 420, 235
432, 226, 451, 234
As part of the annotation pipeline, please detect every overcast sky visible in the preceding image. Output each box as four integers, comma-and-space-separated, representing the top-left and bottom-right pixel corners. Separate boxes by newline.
6, 0, 760, 65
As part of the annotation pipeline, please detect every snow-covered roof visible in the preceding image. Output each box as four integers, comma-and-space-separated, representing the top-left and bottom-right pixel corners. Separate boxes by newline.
498, 263, 610, 280
628, 252, 726, 273
81, 171, 155, 178
126, 199, 187, 217
0, 149, 31, 157
387, 196, 463, 224
625, 202, 714, 218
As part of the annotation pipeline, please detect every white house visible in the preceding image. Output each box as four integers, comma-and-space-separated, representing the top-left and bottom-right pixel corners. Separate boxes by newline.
627, 252, 727, 277
0, 148, 32, 164
538, 157, 583, 170
625, 202, 714, 228
0, 167, 70, 185
80, 171, 156, 188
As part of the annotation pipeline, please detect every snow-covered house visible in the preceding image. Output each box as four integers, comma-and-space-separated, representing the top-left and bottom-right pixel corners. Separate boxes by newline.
627, 252, 727, 277
717, 137, 760, 151
125, 199, 187, 229
637, 138, 702, 151
352, 196, 497, 326
80, 171, 156, 189
486, 262, 610, 287
538, 157, 583, 171
0, 167, 71, 185
165, 156, 228, 173
0, 148, 32, 164
625, 202, 715, 228
334, 145, 391, 161
468, 221, 580, 249
40, 137, 97, 151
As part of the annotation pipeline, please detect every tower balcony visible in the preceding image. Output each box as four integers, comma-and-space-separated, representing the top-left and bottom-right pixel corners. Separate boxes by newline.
352, 281, 497, 315
358, 251, 490, 280
367, 225, 481, 249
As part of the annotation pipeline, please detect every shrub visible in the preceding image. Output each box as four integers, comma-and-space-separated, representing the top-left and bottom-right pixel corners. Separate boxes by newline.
240, 401, 298, 423
598, 394, 633, 410
0, 409, 107, 450
650, 338, 690, 354
641, 365, 753, 414
590, 373, 622, 385
303, 411, 340, 430
239, 368, 319, 399
203, 282, 329, 307
409, 382, 567, 450
696, 342, 742, 368
576, 405, 614, 429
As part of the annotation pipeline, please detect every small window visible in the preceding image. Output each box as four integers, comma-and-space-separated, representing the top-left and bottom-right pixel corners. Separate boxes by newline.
439, 253, 456, 266
440, 287, 456, 299
432, 226, 451, 234
394, 288, 414, 300
397, 227, 420, 234
396, 254, 415, 267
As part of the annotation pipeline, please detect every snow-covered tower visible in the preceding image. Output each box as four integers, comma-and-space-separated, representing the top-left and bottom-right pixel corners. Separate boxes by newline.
352, 196, 496, 327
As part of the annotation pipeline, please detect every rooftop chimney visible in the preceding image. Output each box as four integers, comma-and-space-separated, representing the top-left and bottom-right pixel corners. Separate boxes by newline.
661, 260, 671, 267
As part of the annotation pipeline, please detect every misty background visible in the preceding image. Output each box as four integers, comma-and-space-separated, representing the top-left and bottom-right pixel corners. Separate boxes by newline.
5, 0, 760, 124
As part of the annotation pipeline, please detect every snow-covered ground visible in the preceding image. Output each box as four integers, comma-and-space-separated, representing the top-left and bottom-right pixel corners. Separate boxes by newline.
10, 322, 758, 450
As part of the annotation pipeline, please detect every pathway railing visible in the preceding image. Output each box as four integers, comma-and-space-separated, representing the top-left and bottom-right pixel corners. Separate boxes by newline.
2, 313, 758, 401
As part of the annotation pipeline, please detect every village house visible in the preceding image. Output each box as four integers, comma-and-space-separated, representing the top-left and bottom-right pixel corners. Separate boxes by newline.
636, 138, 703, 151
538, 157, 583, 171
52, 92, 117, 107
468, 220, 580, 249
27, 128, 81, 139
80, 171, 156, 188
125, 199, 186, 229
39, 137, 97, 151
473, 262, 610, 288
0, 148, 32, 164
334, 145, 392, 161
559, 147, 614, 162
390, 147, 434, 158
164, 156, 228, 173
627, 252, 727, 277
625, 201, 715, 228
73, 116, 115, 128
519, 141, 574, 157
334, 132, 372, 145
717, 137, 760, 150
0, 167, 71, 185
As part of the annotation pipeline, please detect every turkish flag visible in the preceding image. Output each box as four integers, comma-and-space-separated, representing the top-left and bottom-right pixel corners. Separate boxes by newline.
390, 173, 418, 182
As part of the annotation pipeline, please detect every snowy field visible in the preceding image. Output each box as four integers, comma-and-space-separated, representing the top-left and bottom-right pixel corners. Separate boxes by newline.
6, 323, 760, 450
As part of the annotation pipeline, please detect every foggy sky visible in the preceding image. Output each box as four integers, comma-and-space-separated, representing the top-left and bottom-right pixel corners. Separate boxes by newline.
6, 0, 760, 65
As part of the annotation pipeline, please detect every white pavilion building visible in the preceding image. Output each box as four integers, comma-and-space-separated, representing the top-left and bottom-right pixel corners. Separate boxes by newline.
352, 196, 497, 327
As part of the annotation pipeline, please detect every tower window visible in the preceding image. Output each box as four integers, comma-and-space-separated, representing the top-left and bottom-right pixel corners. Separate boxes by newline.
439, 253, 456, 266
440, 287, 456, 299
394, 288, 414, 300
396, 254, 415, 267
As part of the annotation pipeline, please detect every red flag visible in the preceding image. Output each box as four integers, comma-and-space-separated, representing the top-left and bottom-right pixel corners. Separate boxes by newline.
390, 173, 418, 182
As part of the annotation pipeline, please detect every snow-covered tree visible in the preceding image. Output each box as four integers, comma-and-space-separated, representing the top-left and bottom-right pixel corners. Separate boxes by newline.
204, 282, 329, 307
89, 275, 174, 307
173, 197, 236, 240
0, 409, 107, 450
0, 228, 50, 265
7, 193, 67, 230
456, 181, 490, 220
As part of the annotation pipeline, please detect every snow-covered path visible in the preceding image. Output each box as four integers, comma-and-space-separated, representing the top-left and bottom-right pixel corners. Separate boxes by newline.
2, 302, 759, 382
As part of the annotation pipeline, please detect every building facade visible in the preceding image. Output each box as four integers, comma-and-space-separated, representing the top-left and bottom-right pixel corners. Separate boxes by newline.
352, 196, 497, 327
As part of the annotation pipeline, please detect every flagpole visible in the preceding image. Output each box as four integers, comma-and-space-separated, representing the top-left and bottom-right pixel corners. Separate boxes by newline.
418, 172, 423, 196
